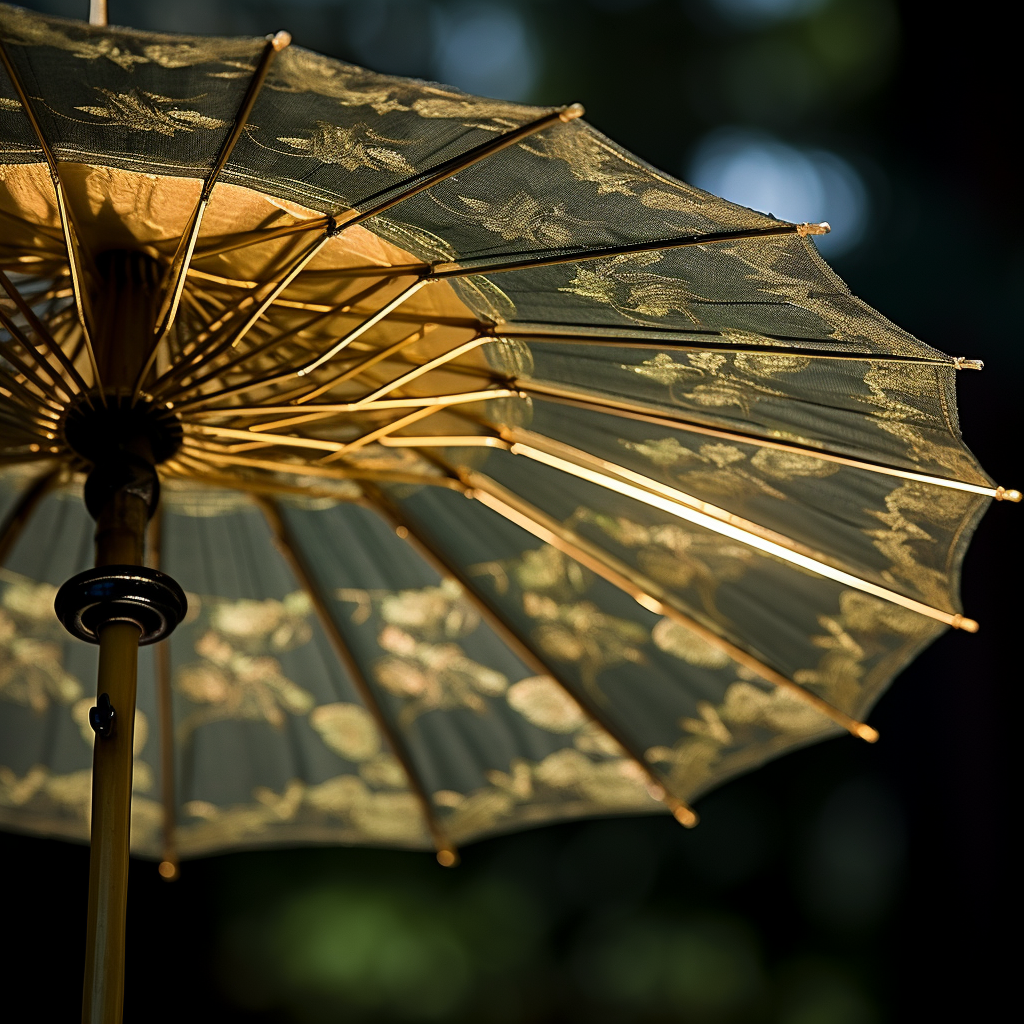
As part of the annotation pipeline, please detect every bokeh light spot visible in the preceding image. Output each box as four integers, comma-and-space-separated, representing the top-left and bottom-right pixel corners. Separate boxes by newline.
688, 128, 868, 256
432, 4, 537, 101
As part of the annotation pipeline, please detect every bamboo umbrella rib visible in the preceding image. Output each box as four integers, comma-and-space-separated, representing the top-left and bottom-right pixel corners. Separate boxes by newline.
427, 223, 829, 280
181, 105, 583, 268
381, 435, 509, 449
191, 217, 332, 261
517, 383, 1018, 501
305, 336, 491, 409
0, 466, 61, 565
0, 371, 63, 422
292, 278, 430, 378
455, 467, 877, 741
179, 442, 461, 489
256, 497, 458, 863
0, 412, 55, 446
361, 483, 699, 827
161, 460, 364, 502
0, 305, 76, 399
0, 39, 104, 401
0, 269, 91, 393
164, 278, 399, 400
144, 31, 292, 379
500, 429, 979, 630
0, 361, 64, 408
317, 406, 443, 464
157, 273, 420, 407
494, 329, 980, 368
341, 105, 586, 227
148, 228, 344, 397
287, 324, 438, 407
177, 379, 518, 414
0, 450, 53, 465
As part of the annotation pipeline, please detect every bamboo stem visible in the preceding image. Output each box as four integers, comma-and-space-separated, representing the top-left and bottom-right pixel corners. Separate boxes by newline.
81, 621, 141, 1024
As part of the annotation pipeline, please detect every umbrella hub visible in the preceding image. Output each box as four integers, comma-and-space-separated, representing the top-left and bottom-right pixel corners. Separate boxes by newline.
60, 249, 184, 519
61, 392, 183, 470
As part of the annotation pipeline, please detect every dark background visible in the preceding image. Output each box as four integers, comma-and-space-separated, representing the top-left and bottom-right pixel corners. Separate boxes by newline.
3, 1, 1018, 1021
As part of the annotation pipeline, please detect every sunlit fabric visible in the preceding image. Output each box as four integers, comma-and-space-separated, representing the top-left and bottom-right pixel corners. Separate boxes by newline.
0, 3, 998, 859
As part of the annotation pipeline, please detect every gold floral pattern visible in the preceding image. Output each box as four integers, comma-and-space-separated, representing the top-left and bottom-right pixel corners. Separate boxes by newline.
338, 580, 509, 724
0, 575, 82, 712
568, 509, 753, 613
175, 592, 316, 733
75, 88, 227, 135
278, 121, 415, 172
474, 545, 647, 692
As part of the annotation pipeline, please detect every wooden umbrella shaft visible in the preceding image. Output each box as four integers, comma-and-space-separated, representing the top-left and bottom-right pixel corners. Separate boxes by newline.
82, 486, 149, 1024
82, 620, 141, 1024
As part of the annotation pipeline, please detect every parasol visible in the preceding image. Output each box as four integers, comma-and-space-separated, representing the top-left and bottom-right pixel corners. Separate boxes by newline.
0, 2, 1017, 1021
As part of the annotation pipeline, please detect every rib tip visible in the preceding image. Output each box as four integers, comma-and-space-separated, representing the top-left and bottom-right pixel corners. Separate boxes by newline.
158, 859, 179, 881
672, 804, 699, 828
995, 487, 1021, 502
797, 222, 830, 236
953, 357, 985, 370
560, 102, 585, 122
271, 31, 292, 50
856, 724, 880, 744
436, 847, 459, 868
952, 614, 979, 633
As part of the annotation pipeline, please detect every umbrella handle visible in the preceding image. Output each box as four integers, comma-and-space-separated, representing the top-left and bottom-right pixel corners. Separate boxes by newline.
81, 620, 140, 1024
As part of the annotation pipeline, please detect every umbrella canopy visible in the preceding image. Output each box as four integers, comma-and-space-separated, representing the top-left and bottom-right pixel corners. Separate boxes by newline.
0, 2, 1015, 873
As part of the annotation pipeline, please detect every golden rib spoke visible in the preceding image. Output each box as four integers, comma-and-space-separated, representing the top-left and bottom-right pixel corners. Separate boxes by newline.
499, 428, 978, 630
0, 38, 104, 399
290, 324, 439, 406
292, 278, 430, 379
429, 223, 829, 281
303, 335, 490, 409
179, 441, 459, 488
453, 466, 877, 741
0, 303, 80, 398
381, 435, 508, 449
180, 387, 519, 418
316, 406, 442, 464
362, 484, 699, 828
0, 365, 65, 416
147, 227, 343, 398
163, 278, 401, 402
1, 335, 73, 404
495, 328, 974, 367
190, 217, 332, 261
144, 31, 292, 381
517, 382, 1013, 500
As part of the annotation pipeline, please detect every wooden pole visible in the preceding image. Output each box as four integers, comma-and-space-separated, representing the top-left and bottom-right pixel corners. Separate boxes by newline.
81, 620, 141, 1024
81, 478, 149, 1024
